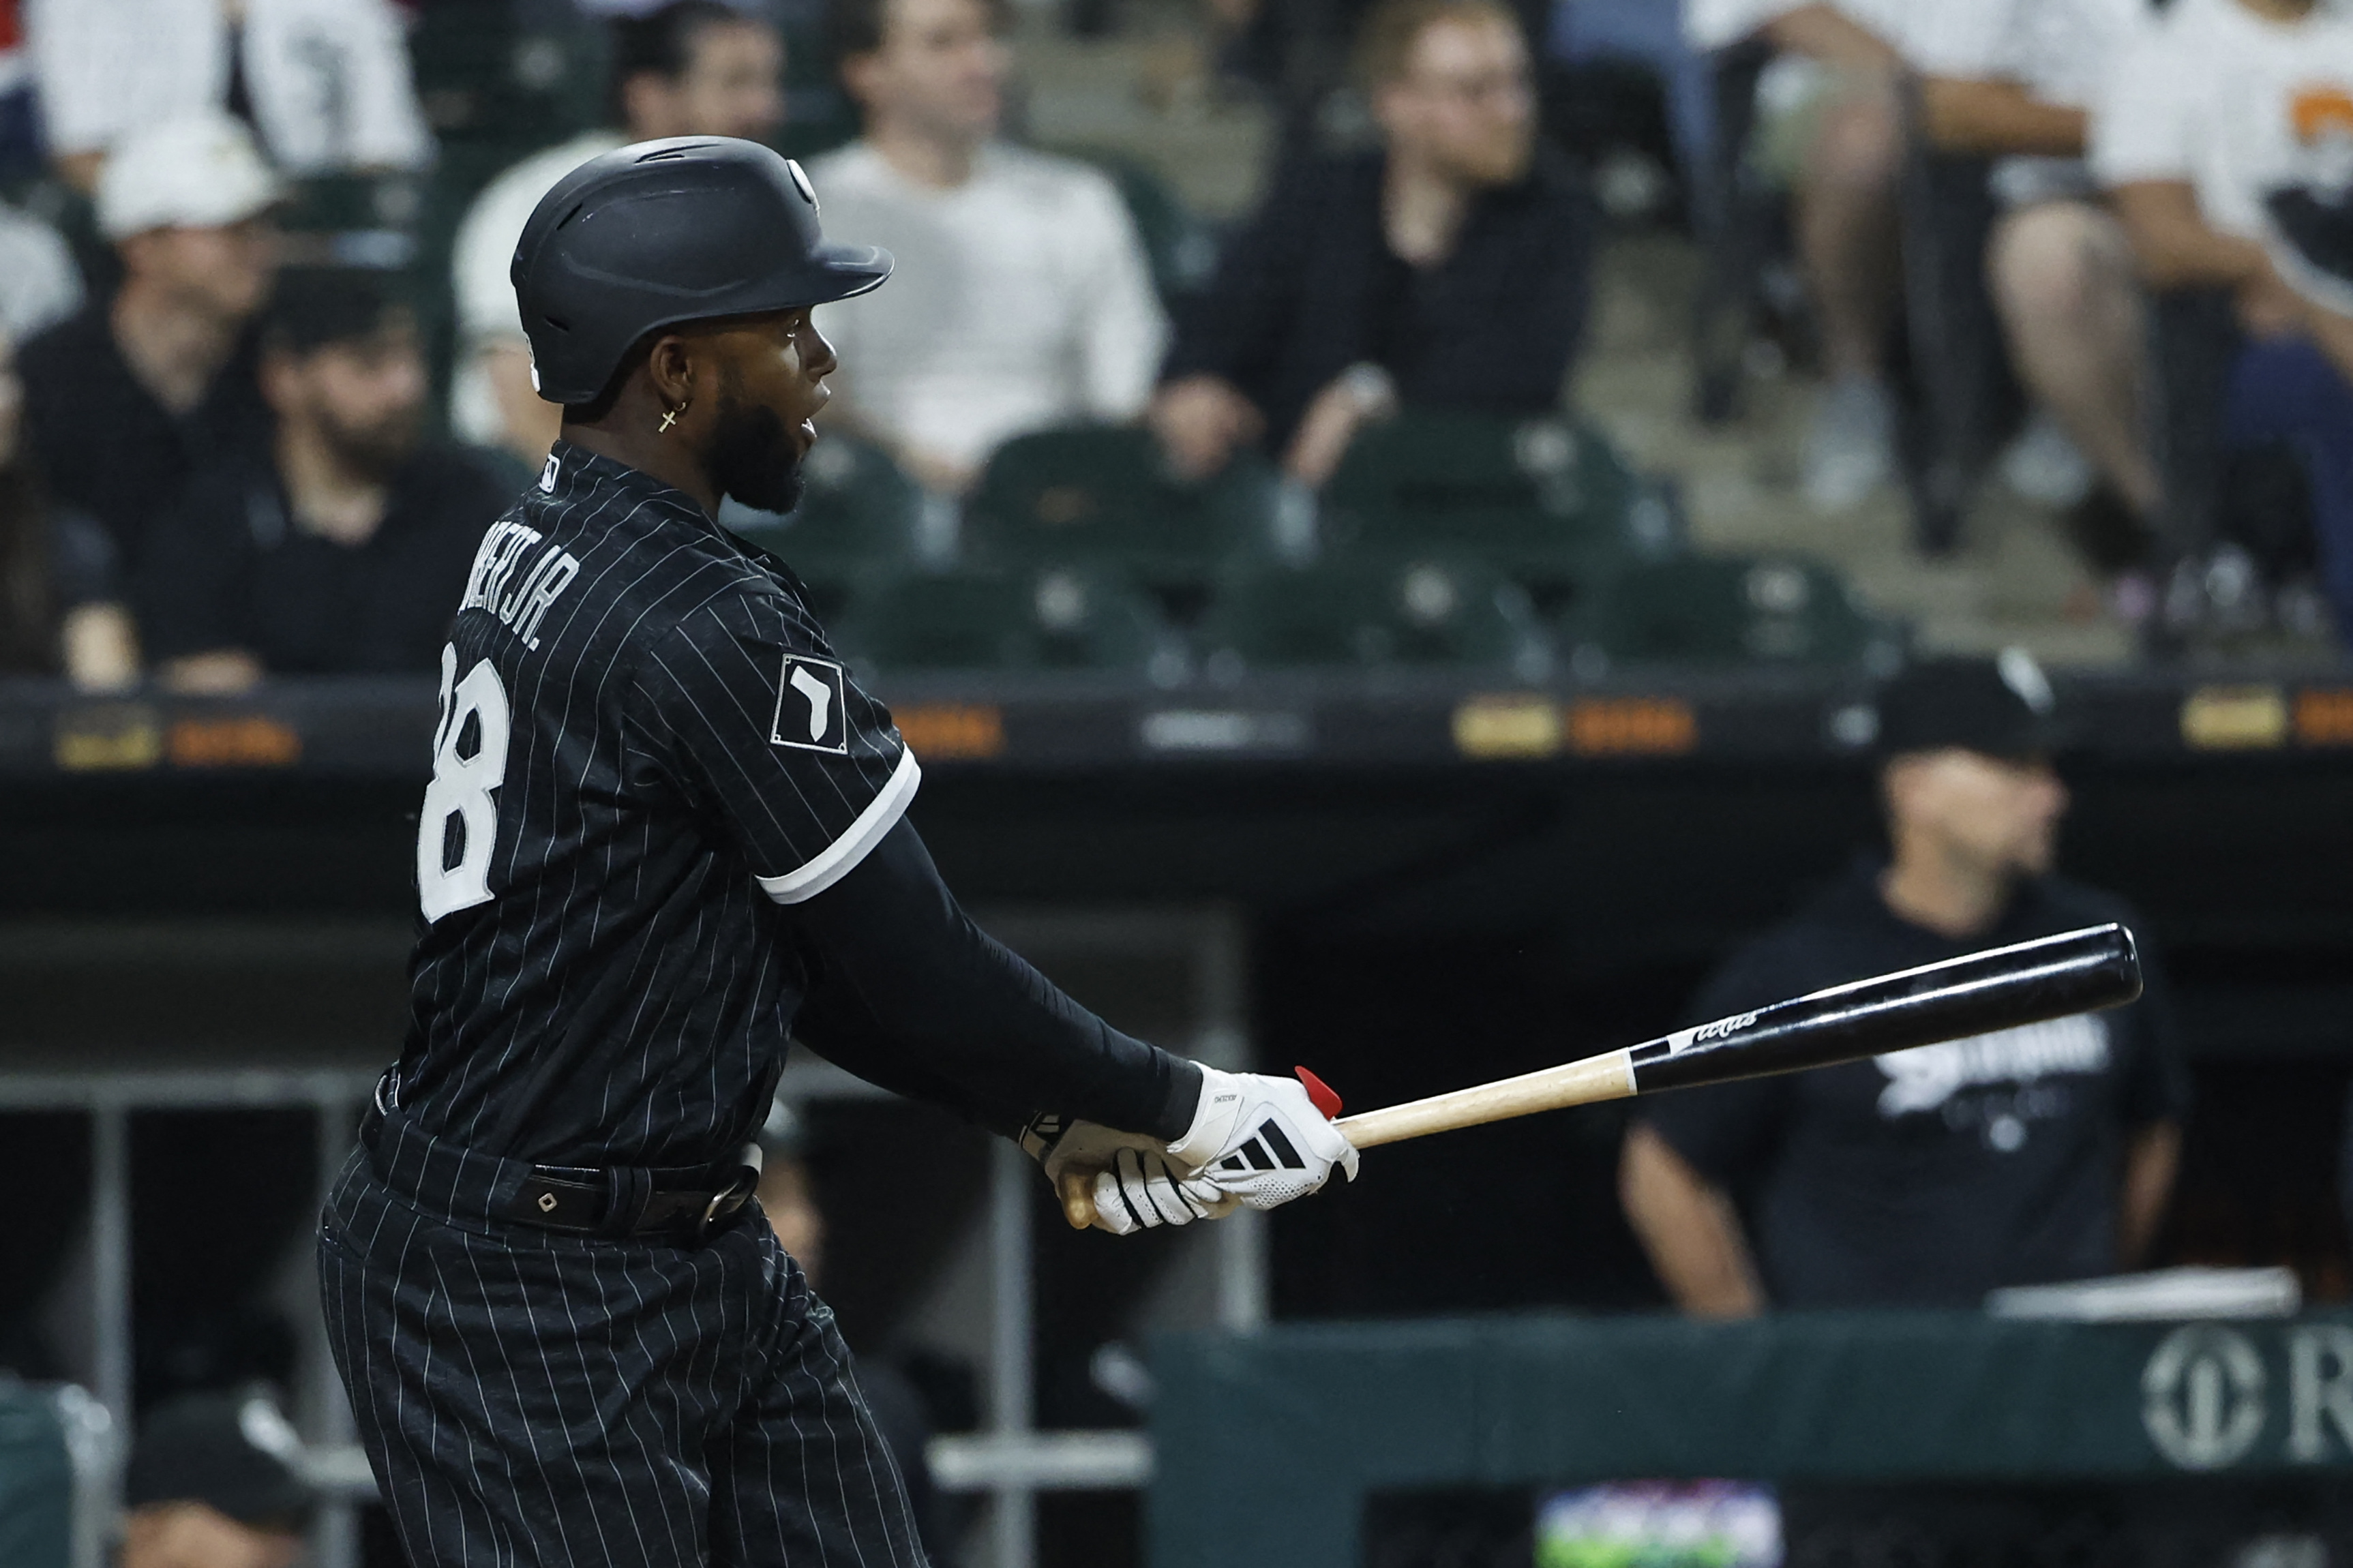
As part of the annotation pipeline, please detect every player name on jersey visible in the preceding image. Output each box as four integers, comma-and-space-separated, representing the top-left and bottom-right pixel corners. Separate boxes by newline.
460, 519, 581, 652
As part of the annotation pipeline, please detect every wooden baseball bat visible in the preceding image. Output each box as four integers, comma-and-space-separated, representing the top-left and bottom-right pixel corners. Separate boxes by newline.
1336, 922, 2142, 1148
1056, 924, 2140, 1228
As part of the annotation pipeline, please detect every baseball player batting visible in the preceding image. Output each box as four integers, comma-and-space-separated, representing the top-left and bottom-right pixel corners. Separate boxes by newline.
316, 137, 1355, 1568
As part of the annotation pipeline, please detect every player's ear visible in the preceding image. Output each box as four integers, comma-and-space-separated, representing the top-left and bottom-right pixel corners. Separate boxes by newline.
644, 333, 698, 413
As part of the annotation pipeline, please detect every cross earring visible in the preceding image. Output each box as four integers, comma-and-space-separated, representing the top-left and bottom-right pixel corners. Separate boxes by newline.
658, 406, 680, 434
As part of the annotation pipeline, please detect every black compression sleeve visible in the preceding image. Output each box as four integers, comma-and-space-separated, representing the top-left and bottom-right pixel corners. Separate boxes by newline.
788, 819, 1203, 1141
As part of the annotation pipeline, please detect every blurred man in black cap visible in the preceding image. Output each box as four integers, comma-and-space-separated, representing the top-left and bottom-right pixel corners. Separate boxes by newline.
119, 1392, 313, 1568
134, 268, 509, 691
1619, 651, 2189, 1316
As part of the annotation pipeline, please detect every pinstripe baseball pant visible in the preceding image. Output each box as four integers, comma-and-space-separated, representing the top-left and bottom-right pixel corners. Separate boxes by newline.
318, 1125, 929, 1568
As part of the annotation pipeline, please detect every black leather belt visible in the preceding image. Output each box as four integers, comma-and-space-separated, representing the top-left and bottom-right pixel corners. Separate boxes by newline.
501, 1160, 760, 1241
361, 1080, 762, 1243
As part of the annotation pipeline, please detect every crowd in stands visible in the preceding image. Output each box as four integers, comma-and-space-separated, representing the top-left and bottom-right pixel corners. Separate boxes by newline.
0, 0, 2346, 692
1699, 0, 2353, 639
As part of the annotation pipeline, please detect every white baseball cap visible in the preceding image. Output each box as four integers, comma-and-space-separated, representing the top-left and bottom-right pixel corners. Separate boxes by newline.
97, 111, 285, 241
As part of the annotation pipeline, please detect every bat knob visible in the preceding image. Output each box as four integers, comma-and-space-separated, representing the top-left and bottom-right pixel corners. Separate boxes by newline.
1295, 1066, 1343, 1120
1056, 1169, 1098, 1231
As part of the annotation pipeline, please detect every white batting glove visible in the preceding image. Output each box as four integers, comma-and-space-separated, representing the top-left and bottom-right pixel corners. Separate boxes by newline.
1017, 1114, 1239, 1236
1167, 1065, 1360, 1212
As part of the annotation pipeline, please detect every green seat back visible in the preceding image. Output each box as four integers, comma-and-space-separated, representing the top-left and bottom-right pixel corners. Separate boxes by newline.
407, 1, 608, 150
833, 566, 1172, 678
965, 425, 1283, 585
1062, 149, 1221, 302
773, 4, 860, 161
0, 1382, 70, 1568
1566, 554, 1895, 668
1321, 412, 1672, 575
1200, 558, 1542, 674
725, 437, 925, 611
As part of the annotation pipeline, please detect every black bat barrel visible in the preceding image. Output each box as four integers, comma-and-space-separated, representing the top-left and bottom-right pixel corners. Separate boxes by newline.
1627, 923, 2142, 1096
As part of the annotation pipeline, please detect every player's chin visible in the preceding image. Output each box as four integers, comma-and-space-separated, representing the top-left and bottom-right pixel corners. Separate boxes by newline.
710, 404, 807, 515
726, 460, 806, 516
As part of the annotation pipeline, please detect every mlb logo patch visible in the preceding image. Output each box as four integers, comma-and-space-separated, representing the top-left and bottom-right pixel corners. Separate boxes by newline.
771, 654, 849, 753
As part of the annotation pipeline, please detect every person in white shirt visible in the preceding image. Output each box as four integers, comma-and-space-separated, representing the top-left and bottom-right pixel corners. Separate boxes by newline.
1912, 0, 2161, 589
28, 0, 428, 195
2093, 0, 2353, 644
0, 198, 81, 345
446, 0, 785, 468
1685, 0, 1910, 513
810, 0, 1166, 498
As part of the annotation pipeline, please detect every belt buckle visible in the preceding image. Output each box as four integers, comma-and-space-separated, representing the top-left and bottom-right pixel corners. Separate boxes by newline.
696, 1170, 756, 1243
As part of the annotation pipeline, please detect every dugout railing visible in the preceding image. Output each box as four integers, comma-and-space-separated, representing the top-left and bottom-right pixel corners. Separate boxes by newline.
1, 907, 1259, 1568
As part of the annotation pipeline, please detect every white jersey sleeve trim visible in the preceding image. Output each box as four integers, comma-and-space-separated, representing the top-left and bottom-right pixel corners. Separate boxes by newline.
755, 746, 923, 905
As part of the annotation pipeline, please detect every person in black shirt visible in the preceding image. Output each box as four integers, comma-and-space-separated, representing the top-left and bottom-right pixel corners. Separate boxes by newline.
15, 113, 282, 689
136, 270, 507, 687
1621, 654, 2189, 1313
1152, 0, 1590, 486
320, 138, 1358, 1568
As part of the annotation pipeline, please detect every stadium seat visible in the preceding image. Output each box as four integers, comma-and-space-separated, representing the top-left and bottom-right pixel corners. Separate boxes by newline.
773, 5, 861, 161
830, 564, 1182, 680
1318, 410, 1679, 607
406, 1, 609, 153
1560, 553, 1898, 670
2148, 287, 2241, 574
1895, 90, 2023, 556
963, 425, 1288, 590
1690, 40, 1775, 425
1063, 149, 1223, 303
722, 437, 926, 618
1198, 558, 1548, 676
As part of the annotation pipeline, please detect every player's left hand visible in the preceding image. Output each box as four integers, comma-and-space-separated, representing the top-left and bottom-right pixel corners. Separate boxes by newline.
1018, 1114, 1239, 1235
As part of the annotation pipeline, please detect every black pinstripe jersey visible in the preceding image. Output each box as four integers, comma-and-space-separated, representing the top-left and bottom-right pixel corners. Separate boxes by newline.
393, 442, 919, 1168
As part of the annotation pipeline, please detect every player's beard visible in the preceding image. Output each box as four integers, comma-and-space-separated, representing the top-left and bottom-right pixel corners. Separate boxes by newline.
707, 376, 805, 515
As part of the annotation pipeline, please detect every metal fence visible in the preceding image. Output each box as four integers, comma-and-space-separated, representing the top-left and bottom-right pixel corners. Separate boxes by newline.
1, 905, 1255, 1568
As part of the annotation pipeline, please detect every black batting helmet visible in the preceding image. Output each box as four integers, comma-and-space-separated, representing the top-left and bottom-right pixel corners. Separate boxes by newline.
512, 136, 893, 407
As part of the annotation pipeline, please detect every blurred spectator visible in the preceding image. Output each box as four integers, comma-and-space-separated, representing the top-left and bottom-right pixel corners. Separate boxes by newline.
1152, 0, 1589, 487
1685, 0, 1907, 513
16, 111, 280, 692
0, 334, 56, 675
136, 268, 507, 689
0, 196, 83, 345
1620, 654, 2187, 1313
27, 0, 430, 195
809, 0, 1166, 498
1913, 0, 2163, 604
120, 1391, 313, 1568
2095, 0, 2353, 644
448, 0, 785, 468
755, 1098, 957, 1566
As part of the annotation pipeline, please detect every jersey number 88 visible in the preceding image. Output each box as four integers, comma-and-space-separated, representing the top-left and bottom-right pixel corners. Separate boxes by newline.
419, 645, 511, 922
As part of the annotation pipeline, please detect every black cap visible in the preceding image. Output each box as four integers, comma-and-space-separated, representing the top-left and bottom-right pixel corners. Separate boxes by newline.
124, 1393, 315, 1528
1874, 651, 2062, 761
264, 267, 408, 357
513, 136, 892, 408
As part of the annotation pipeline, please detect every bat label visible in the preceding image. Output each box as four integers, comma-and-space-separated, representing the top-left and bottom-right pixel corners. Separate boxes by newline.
1685, 1010, 1760, 1047
1628, 924, 2142, 1096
